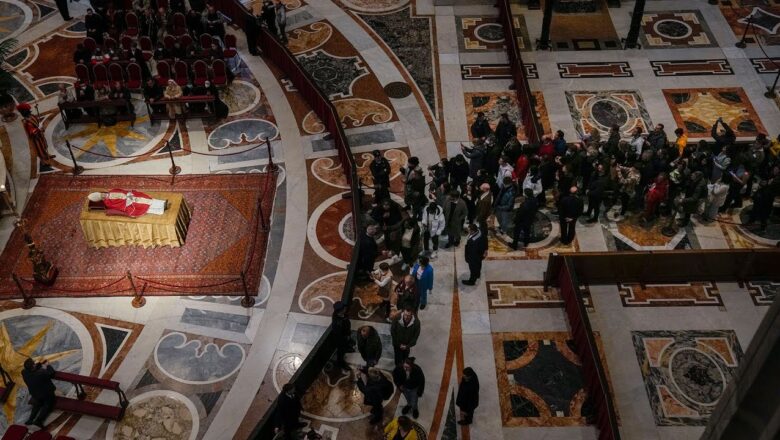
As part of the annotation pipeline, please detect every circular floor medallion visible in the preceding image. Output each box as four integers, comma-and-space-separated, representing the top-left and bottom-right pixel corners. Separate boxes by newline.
384, 81, 412, 99
475, 23, 505, 43
590, 99, 629, 129
670, 348, 725, 406
654, 19, 693, 39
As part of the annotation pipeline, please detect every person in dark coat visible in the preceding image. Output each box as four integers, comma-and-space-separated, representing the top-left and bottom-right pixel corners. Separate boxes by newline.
370, 149, 391, 189
332, 301, 352, 371
22, 359, 56, 428
747, 177, 778, 231
85, 9, 104, 43
461, 142, 486, 181
274, 383, 304, 439
392, 357, 425, 419
585, 163, 608, 223
494, 113, 517, 150
456, 367, 479, 425
357, 325, 382, 367
355, 225, 379, 281
677, 170, 707, 227
357, 368, 393, 425
261, 0, 277, 36
558, 186, 584, 245
512, 188, 538, 250
55, 0, 72, 21
470, 111, 491, 141
143, 78, 164, 115
449, 154, 470, 192
462, 223, 488, 285
391, 307, 420, 365
244, 13, 262, 55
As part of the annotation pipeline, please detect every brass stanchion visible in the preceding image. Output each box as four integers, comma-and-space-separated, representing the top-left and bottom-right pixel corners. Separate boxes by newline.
240, 271, 255, 308
12, 273, 35, 309
132, 282, 147, 308
167, 142, 181, 176
66, 140, 84, 176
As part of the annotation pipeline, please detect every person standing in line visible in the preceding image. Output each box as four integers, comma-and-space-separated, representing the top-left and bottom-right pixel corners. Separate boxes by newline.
370, 149, 391, 189
475, 183, 493, 234
421, 202, 445, 258
512, 188, 538, 250
409, 256, 433, 310
384, 415, 419, 440
398, 218, 421, 271
274, 383, 305, 439
357, 367, 394, 425
356, 325, 382, 367
558, 186, 583, 245
22, 359, 56, 428
274, 0, 287, 43
494, 176, 516, 237
370, 262, 393, 319
442, 191, 467, 248
261, 0, 277, 36
392, 357, 425, 419
456, 367, 480, 425
391, 307, 420, 366
461, 224, 488, 286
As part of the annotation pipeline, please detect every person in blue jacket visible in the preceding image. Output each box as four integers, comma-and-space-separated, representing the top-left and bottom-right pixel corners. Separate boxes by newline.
410, 255, 434, 310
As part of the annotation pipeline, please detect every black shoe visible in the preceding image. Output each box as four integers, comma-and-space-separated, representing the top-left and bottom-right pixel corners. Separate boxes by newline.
586, 218, 597, 223
461, 280, 475, 286
457, 419, 472, 425
24, 419, 34, 425
369, 417, 381, 425
412, 409, 419, 418
402, 405, 411, 415
33, 420, 44, 428
419, 304, 426, 310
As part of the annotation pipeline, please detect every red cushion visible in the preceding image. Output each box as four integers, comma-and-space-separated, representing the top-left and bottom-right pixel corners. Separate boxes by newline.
212, 76, 226, 85
223, 49, 236, 58
28, 431, 53, 440
54, 372, 119, 390
55, 397, 123, 420
1, 425, 28, 440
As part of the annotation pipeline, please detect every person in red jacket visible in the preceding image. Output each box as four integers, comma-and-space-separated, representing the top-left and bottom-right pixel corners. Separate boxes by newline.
643, 173, 669, 222
538, 136, 555, 160
513, 152, 529, 183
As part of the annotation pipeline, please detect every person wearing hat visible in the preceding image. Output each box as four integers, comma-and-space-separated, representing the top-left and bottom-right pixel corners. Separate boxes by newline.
17, 103, 54, 166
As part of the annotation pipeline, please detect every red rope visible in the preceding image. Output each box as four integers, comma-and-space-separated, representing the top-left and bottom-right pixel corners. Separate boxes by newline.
69, 140, 268, 159
135, 276, 240, 289
70, 144, 153, 159
181, 142, 267, 157
137, 283, 244, 295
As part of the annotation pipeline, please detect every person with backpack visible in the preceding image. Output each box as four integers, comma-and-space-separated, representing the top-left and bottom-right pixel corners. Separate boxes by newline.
357, 367, 394, 425
391, 307, 421, 365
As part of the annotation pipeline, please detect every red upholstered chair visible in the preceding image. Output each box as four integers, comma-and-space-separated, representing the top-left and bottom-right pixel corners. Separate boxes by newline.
199, 33, 212, 53
211, 59, 227, 87
1, 425, 28, 440
75, 63, 91, 84
172, 12, 186, 36
83, 37, 97, 53
139, 36, 153, 61
28, 431, 53, 440
157, 0, 168, 8
173, 60, 189, 86
109, 63, 124, 83
163, 35, 176, 52
126, 62, 142, 90
179, 34, 193, 50
223, 34, 237, 58
120, 35, 133, 55
104, 36, 117, 52
54, 437, 76, 440
192, 59, 208, 86
125, 12, 139, 37
156, 60, 171, 86
93, 63, 109, 89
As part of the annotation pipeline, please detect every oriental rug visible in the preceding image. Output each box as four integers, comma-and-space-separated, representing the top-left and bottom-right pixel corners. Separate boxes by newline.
0, 174, 276, 297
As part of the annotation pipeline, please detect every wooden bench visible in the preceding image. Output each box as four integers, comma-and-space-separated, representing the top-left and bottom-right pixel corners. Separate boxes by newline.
53, 372, 129, 421
146, 95, 216, 122
0, 365, 14, 404
58, 100, 136, 130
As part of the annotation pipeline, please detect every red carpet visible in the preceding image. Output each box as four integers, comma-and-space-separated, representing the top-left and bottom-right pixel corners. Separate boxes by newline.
0, 174, 276, 298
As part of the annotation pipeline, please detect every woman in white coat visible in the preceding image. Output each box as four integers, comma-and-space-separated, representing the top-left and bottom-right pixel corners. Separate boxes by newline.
421, 202, 445, 258
702, 177, 729, 222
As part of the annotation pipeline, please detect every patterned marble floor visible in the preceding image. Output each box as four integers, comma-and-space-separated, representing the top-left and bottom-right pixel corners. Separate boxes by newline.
0, 0, 777, 439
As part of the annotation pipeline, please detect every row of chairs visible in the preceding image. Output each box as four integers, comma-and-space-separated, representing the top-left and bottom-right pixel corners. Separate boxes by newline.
83, 33, 236, 62
124, 11, 188, 38
75, 59, 228, 89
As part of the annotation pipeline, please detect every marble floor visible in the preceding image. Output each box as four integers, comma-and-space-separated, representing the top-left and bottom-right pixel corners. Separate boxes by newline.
0, 0, 778, 439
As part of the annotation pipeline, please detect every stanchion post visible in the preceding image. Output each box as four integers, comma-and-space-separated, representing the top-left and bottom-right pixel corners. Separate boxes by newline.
167, 142, 181, 176
66, 141, 84, 176
12, 273, 35, 309
765, 69, 779, 99
240, 271, 255, 308
736, 15, 753, 48
258, 200, 269, 231
265, 138, 278, 173
132, 282, 147, 308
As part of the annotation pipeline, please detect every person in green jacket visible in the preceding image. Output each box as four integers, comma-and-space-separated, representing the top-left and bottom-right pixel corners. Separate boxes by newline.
357, 325, 382, 367
391, 307, 421, 365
